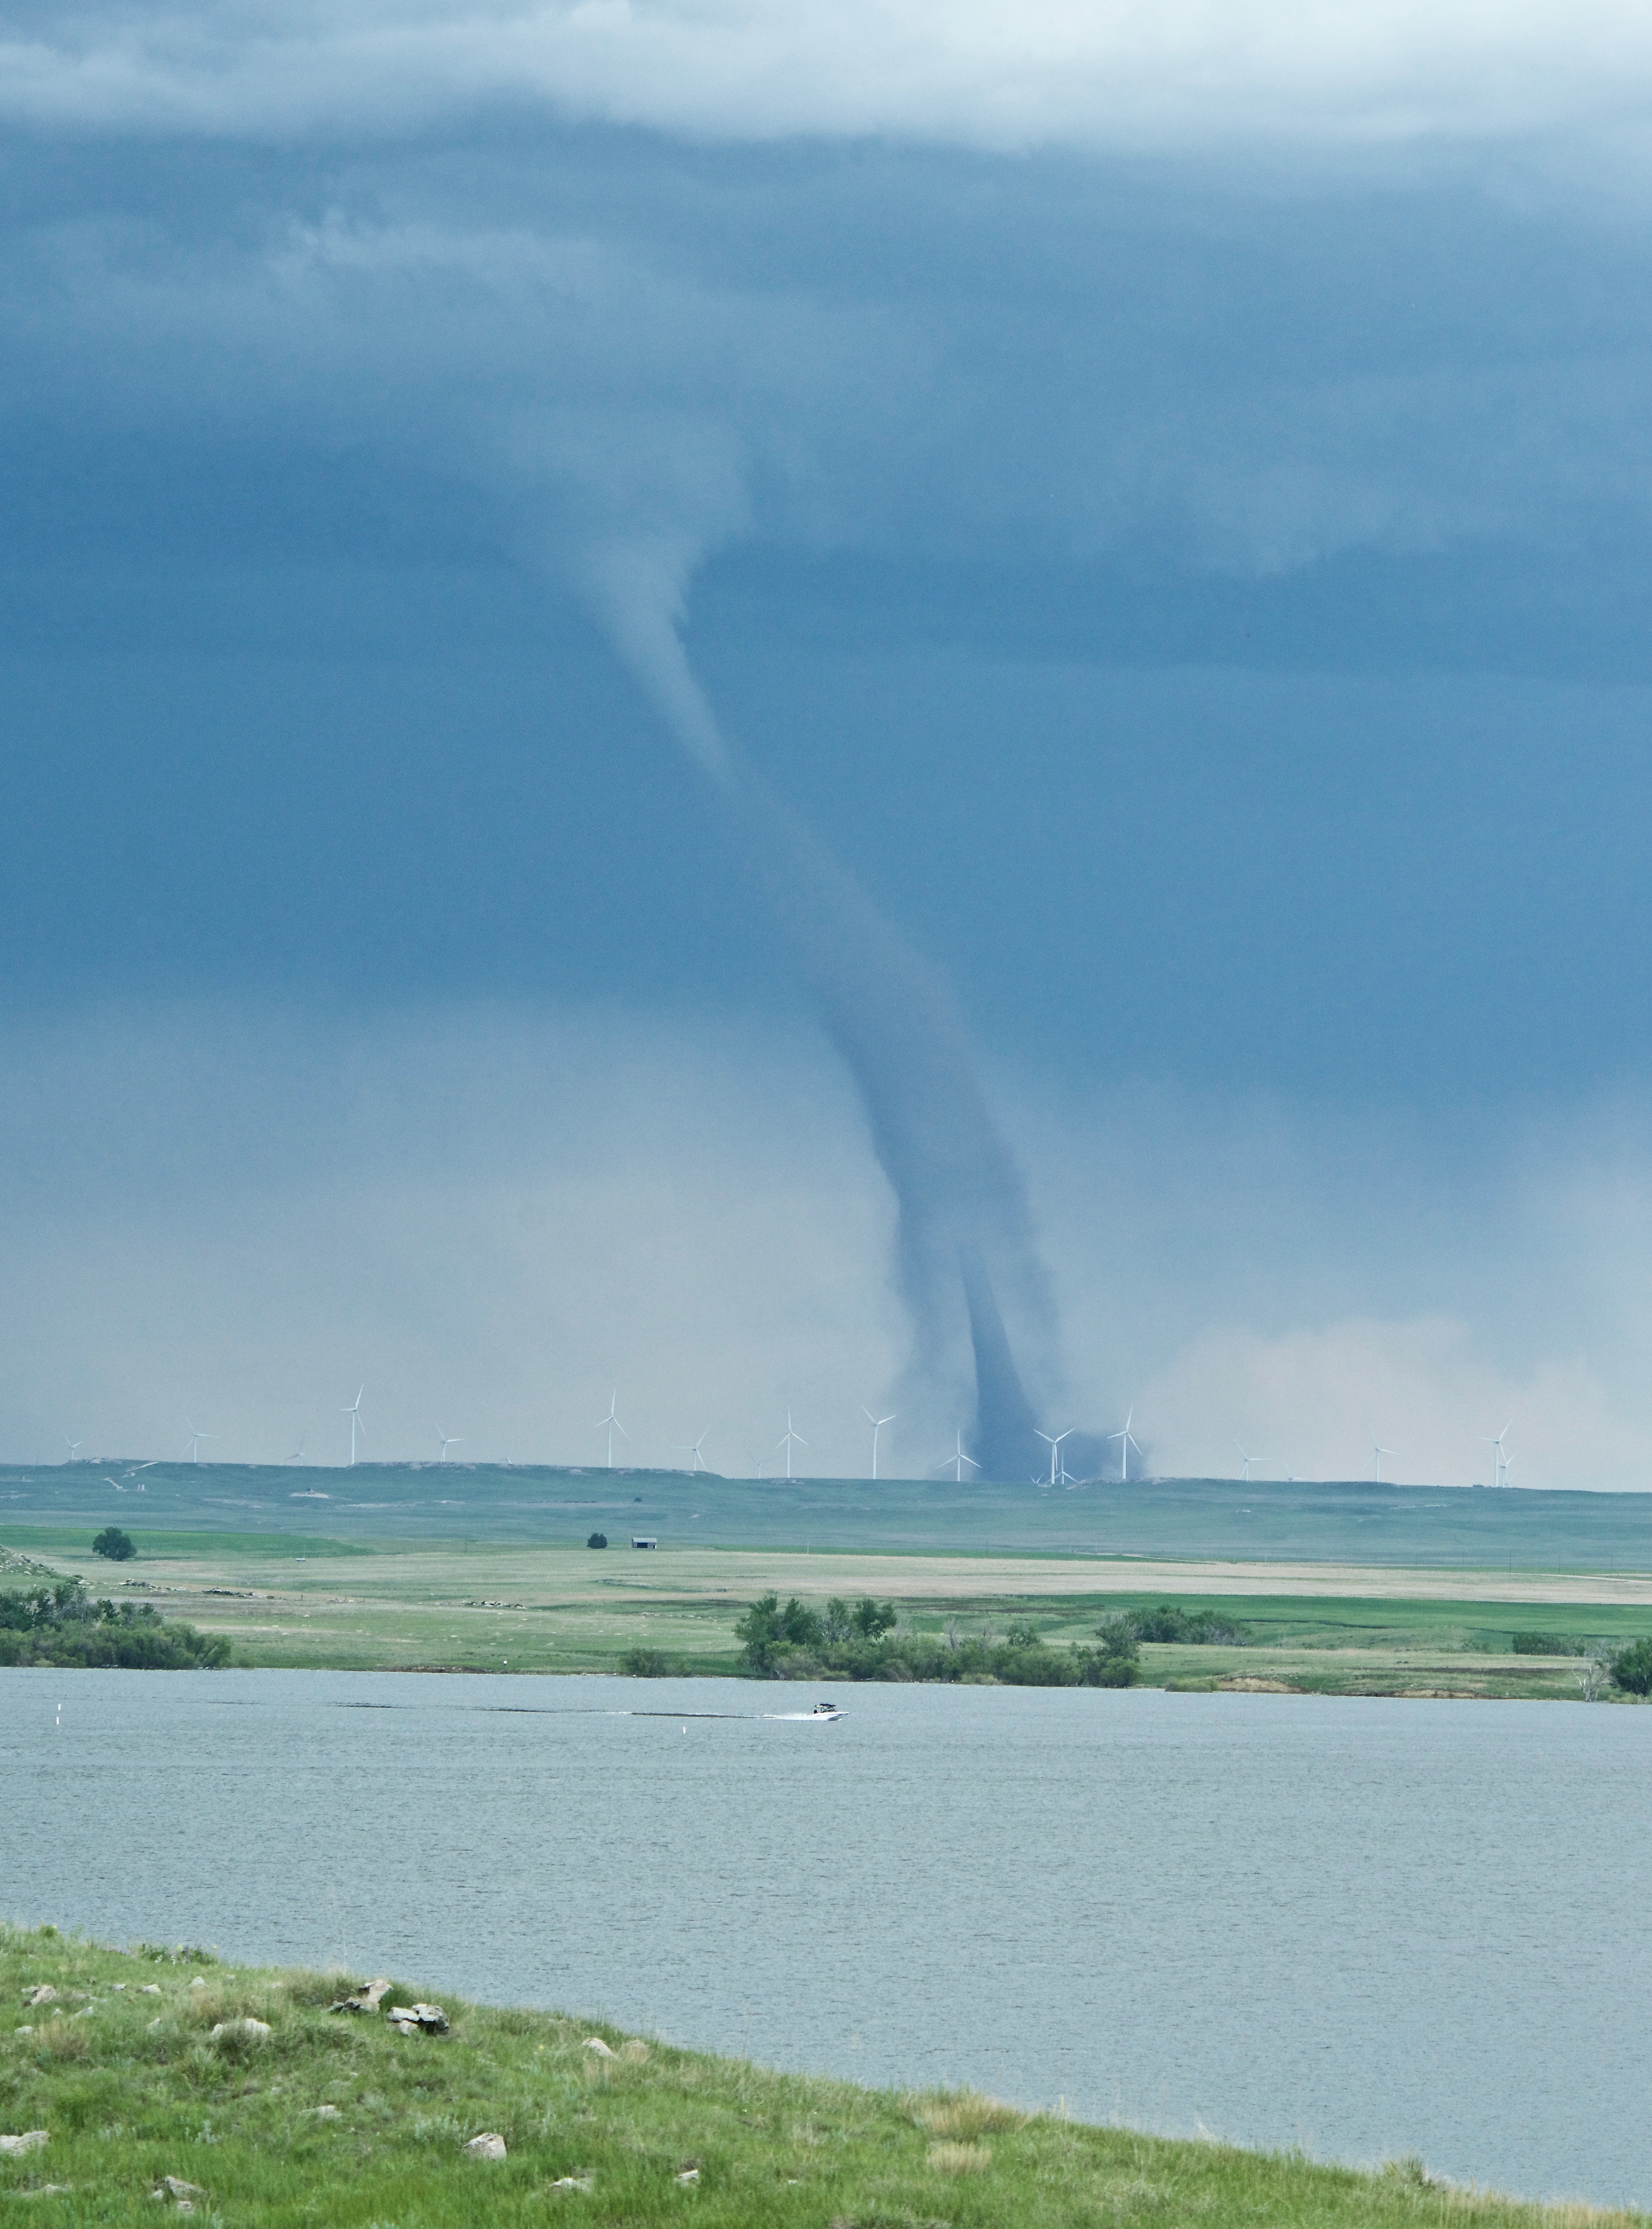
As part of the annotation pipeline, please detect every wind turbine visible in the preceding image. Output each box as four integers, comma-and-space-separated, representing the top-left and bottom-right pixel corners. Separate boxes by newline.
1370, 1426, 1396, 1482
1108, 1406, 1142, 1482
937, 1431, 980, 1483
776, 1409, 807, 1480
1035, 1426, 1074, 1486
342, 1387, 365, 1467
673, 1433, 710, 1473
1235, 1439, 1269, 1482
62, 1436, 82, 1465
182, 1419, 215, 1463
436, 1429, 462, 1462
288, 1437, 306, 1466
1483, 1422, 1512, 1489
596, 1390, 626, 1469
862, 1406, 896, 1480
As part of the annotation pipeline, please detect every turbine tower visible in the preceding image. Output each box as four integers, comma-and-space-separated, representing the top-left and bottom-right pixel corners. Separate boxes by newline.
1483, 1422, 1513, 1489
1234, 1438, 1269, 1483
1034, 1426, 1074, 1486
776, 1409, 807, 1480
436, 1429, 462, 1462
1370, 1426, 1396, 1482
1108, 1406, 1142, 1482
862, 1406, 896, 1481
596, 1391, 626, 1469
939, 1431, 980, 1484
342, 1387, 365, 1467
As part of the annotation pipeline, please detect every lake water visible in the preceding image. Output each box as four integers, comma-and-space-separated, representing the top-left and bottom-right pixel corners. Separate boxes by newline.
3, 1670, 1647, 2205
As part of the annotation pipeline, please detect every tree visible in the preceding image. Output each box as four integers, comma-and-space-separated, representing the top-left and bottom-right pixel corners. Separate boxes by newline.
781, 1597, 822, 1646
1093, 1615, 1141, 1665
851, 1596, 896, 1639
587, 1532, 608, 1549
1610, 1637, 1652, 1696
92, 1526, 135, 1562
1579, 1643, 1613, 1701
735, 1592, 787, 1673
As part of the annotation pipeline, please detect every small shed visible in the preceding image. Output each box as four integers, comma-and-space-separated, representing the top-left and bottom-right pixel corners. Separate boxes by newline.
631, 1534, 659, 1549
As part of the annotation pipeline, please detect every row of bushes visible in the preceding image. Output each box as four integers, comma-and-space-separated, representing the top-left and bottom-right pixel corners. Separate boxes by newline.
726, 1594, 1141, 1685
1503, 1634, 1652, 1691
690, 1596, 1652, 1695
0, 1578, 232, 1669
1104, 1603, 1252, 1646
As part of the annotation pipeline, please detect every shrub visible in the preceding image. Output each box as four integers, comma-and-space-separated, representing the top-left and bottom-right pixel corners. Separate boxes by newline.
620, 1647, 669, 1677
587, 1533, 608, 1549
927, 2142, 993, 2174
92, 1526, 136, 1561
911, 2091, 1025, 2138
1093, 1615, 1141, 1665
1511, 1632, 1586, 1655
1611, 1637, 1652, 1696
0, 1578, 229, 1668
1113, 1603, 1249, 1646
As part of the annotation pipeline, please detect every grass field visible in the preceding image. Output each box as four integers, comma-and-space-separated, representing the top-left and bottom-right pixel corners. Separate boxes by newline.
7, 1527, 1652, 1697
0, 1923, 1638, 2228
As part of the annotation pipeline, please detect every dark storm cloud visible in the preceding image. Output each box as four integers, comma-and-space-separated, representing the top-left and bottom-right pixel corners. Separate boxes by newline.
9, 4, 1652, 1468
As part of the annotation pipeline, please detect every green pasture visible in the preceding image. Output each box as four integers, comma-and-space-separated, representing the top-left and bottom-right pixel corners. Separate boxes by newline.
0, 1528, 371, 1561
7, 1528, 1652, 1693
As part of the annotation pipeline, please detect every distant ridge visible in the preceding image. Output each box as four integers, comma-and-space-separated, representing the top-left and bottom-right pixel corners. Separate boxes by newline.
3, 1463, 1651, 1569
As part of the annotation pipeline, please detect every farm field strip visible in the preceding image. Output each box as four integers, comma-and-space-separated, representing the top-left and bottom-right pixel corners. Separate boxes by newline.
7, 1527, 1647, 1692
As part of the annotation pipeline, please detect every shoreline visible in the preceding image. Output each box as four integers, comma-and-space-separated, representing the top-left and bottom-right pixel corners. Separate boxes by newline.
0, 1923, 1642, 2224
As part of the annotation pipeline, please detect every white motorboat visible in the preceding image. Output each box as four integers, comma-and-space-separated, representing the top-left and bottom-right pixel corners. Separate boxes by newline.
762, 1701, 845, 1723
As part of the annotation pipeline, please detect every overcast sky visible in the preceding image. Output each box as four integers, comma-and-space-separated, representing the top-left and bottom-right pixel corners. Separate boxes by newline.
6, 0, 1652, 1483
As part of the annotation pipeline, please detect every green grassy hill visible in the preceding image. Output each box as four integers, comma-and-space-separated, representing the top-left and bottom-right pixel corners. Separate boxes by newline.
8, 1460, 1652, 1567
0, 1926, 1634, 2228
